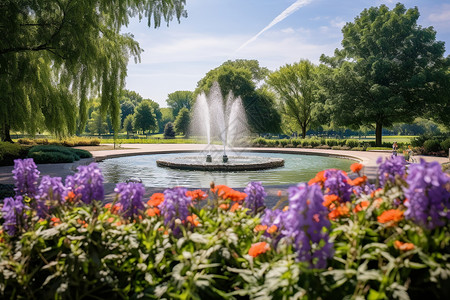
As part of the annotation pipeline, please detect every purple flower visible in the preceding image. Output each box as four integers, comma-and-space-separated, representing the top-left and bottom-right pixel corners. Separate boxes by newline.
377, 156, 406, 186
404, 159, 450, 230
160, 187, 192, 236
114, 182, 146, 219
1, 196, 28, 236
283, 183, 333, 268
324, 169, 352, 202
244, 182, 267, 213
12, 158, 40, 198
65, 163, 104, 204
36, 176, 66, 218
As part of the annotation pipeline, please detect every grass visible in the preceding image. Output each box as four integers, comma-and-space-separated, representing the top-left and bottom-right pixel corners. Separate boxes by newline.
100, 138, 199, 144
357, 135, 417, 144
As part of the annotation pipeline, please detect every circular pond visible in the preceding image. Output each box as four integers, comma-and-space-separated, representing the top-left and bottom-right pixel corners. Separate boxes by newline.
98, 152, 355, 188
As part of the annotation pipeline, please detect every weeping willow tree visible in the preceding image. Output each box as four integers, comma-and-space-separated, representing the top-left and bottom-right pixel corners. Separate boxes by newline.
0, 0, 187, 141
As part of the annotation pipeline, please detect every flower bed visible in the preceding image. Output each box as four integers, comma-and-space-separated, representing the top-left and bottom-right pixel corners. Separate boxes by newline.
0, 158, 449, 299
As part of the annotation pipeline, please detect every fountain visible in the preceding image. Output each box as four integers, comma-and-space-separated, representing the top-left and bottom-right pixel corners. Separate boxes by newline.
156, 82, 284, 171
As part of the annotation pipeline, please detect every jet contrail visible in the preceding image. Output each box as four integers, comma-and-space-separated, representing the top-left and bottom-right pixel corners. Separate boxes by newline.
235, 0, 313, 53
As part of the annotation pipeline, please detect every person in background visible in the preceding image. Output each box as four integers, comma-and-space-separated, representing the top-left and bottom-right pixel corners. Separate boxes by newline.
392, 141, 398, 157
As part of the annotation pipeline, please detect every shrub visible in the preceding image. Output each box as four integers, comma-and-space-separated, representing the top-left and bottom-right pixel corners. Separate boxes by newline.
280, 139, 288, 147
252, 137, 267, 146
0, 142, 28, 166
27, 145, 92, 163
423, 139, 442, 153
338, 139, 347, 146
69, 148, 93, 159
301, 139, 310, 147
326, 139, 338, 147
440, 138, 450, 155
28, 151, 75, 164
351, 146, 365, 151
309, 139, 320, 147
346, 139, 360, 148
164, 122, 176, 139
291, 139, 301, 147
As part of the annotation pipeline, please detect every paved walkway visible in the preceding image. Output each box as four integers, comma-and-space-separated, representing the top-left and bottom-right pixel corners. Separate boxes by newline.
1, 144, 448, 205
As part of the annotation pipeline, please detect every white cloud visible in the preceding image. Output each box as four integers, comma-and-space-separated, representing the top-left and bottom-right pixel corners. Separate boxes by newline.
330, 17, 346, 29
428, 4, 450, 23
281, 27, 296, 34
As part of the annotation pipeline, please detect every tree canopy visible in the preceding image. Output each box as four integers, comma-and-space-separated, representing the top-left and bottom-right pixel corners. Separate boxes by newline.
166, 91, 194, 118
174, 107, 191, 137
0, 0, 187, 141
134, 100, 158, 134
320, 3, 449, 145
195, 62, 281, 134
267, 60, 323, 138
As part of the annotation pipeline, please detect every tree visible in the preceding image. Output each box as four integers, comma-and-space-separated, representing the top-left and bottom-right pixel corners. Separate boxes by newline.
123, 114, 135, 136
221, 59, 270, 84
160, 108, 175, 133
0, 0, 187, 141
195, 63, 281, 134
267, 60, 322, 138
120, 101, 135, 128
134, 100, 158, 134
87, 111, 108, 136
174, 107, 190, 137
166, 91, 194, 118
320, 3, 449, 145
147, 100, 163, 133
164, 122, 176, 139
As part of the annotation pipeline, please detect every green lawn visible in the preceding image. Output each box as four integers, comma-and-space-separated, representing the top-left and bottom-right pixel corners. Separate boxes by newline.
357, 135, 417, 144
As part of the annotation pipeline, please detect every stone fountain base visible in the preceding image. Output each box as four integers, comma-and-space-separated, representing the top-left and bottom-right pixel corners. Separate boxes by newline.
156, 156, 284, 171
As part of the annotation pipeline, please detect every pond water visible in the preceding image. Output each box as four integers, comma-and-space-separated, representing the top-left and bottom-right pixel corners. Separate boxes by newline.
98, 152, 354, 188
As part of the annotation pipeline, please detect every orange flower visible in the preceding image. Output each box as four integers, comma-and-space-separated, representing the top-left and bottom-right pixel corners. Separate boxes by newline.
248, 242, 270, 257
277, 190, 282, 197
308, 170, 326, 186
105, 203, 120, 214
394, 240, 415, 251
186, 214, 200, 227
50, 217, 61, 226
219, 203, 229, 210
323, 194, 340, 207
350, 163, 363, 173
349, 176, 367, 186
282, 206, 289, 212
378, 209, 404, 225
186, 189, 208, 201
328, 204, 350, 220
146, 207, 160, 217
212, 185, 247, 202
148, 193, 164, 207
353, 200, 370, 213
267, 225, 278, 234
230, 202, 241, 212
107, 217, 115, 223
254, 225, 268, 233
65, 191, 76, 202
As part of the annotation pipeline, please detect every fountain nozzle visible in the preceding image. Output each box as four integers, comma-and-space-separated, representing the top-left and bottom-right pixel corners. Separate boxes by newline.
206, 154, 212, 162
222, 155, 228, 163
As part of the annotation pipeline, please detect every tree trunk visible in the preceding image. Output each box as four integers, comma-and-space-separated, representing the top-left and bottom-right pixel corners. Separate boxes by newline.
1, 122, 13, 143
301, 126, 306, 138
375, 122, 382, 146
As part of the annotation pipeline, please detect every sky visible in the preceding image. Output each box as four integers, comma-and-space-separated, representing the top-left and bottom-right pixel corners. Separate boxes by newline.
122, 0, 450, 107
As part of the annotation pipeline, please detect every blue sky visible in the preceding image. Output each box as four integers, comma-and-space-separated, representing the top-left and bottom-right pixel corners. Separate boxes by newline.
123, 0, 450, 107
